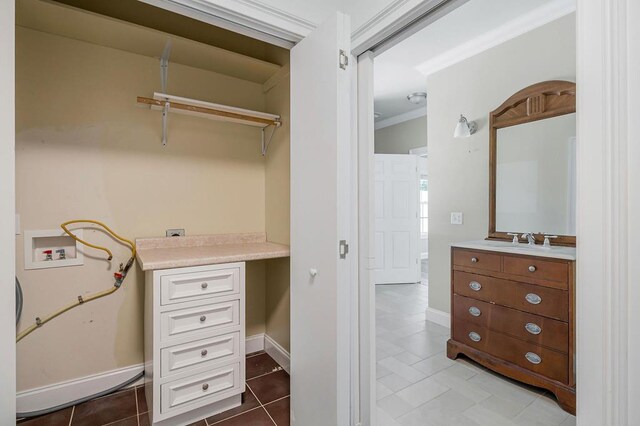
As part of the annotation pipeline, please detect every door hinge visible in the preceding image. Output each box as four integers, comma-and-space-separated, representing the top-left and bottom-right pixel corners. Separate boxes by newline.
339, 49, 349, 70
339, 240, 349, 259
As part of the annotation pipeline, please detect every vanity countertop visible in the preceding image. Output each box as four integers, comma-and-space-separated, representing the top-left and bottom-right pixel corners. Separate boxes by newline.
136, 232, 290, 271
451, 239, 576, 261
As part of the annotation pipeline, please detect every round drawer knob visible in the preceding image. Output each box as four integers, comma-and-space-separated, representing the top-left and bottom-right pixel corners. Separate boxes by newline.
201, 349, 208, 357
468, 306, 481, 317
528, 265, 537, 272
202, 383, 209, 391
525, 293, 542, 305
200, 315, 207, 322
525, 352, 542, 365
469, 281, 482, 291
525, 322, 542, 335
468, 331, 482, 342
201, 282, 208, 289
471, 257, 478, 263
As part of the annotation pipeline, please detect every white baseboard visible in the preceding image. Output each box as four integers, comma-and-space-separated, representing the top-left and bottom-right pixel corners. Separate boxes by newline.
18, 335, 272, 415
246, 333, 265, 354
16, 363, 144, 416
425, 307, 451, 328
264, 334, 291, 374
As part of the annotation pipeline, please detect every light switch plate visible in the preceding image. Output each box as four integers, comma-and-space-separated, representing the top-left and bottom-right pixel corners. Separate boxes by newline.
451, 212, 463, 225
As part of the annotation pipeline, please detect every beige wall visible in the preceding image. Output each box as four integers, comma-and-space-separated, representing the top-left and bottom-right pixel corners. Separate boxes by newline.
374, 115, 427, 154
15, 27, 276, 391
264, 66, 291, 352
427, 14, 576, 313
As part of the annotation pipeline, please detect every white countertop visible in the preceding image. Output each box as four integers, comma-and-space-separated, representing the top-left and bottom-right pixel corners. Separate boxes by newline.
451, 239, 576, 260
136, 233, 290, 271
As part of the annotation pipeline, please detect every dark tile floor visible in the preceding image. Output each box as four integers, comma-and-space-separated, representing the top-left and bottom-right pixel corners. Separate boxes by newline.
18, 351, 290, 426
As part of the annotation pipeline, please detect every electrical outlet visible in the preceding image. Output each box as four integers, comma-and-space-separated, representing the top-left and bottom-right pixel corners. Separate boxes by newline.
451, 212, 463, 225
166, 228, 185, 237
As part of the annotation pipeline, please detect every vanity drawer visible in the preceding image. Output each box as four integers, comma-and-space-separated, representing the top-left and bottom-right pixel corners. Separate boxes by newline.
161, 332, 240, 378
453, 249, 501, 272
161, 300, 239, 342
453, 320, 568, 383
160, 362, 241, 414
453, 271, 568, 321
160, 267, 240, 306
453, 295, 568, 353
503, 255, 569, 289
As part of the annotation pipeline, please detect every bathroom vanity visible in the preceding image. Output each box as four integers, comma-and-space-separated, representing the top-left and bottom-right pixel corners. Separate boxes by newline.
448, 240, 576, 414
135, 234, 289, 426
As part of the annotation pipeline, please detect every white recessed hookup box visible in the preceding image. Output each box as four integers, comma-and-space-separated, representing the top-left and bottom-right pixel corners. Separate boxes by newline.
24, 229, 84, 270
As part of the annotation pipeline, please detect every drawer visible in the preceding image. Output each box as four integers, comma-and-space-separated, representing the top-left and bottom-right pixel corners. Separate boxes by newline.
453, 295, 568, 353
453, 249, 501, 272
161, 362, 241, 414
503, 255, 568, 288
453, 320, 568, 383
160, 268, 240, 306
453, 271, 568, 321
161, 301, 239, 342
161, 332, 240, 378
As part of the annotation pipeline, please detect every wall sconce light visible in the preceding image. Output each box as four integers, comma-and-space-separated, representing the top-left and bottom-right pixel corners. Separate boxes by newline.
407, 92, 427, 105
453, 114, 477, 138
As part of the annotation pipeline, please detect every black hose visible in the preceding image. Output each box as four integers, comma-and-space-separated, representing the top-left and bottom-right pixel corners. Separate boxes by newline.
16, 370, 144, 419
16, 276, 23, 325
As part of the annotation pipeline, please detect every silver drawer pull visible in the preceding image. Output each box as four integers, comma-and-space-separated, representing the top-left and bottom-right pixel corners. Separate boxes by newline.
201, 349, 208, 357
469, 281, 482, 291
468, 331, 482, 342
201, 282, 208, 289
525, 293, 542, 305
202, 383, 209, 391
525, 352, 542, 364
528, 265, 537, 272
525, 322, 542, 335
200, 315, 207, 322
471, 257, 478, 263
468, 306, 481, 317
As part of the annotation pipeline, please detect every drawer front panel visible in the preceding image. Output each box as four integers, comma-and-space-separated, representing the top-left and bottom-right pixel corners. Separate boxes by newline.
161, 332, 240, 378
161, 301, 239, 342
453, 320, 568, 383
503, 256, 568, 288
453, 295, 568, 353
453, 249, 501, 272
160, 268, 239, 306
453, 271, 568, 321
161, 362, 240, 414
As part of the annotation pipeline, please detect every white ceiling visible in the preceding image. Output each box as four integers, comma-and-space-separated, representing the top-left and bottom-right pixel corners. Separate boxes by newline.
373, 0, 573, 122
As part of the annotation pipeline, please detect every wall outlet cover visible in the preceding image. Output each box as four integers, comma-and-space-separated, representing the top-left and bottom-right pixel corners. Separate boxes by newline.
451, 212, 463, 225
166, 228, 185, 237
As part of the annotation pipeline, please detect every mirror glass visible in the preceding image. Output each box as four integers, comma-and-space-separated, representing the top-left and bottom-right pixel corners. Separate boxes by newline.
495, 113, 576, 236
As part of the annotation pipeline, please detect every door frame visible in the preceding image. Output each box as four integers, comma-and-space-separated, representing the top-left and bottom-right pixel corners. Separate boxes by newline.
0, 0, 16, 422
355, 1, 640, 425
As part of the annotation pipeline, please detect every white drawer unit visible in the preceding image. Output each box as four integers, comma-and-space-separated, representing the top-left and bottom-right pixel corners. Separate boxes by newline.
161, 332, 240, 378
144, 262, 246, 425
161, 300, 239, 342
160, 268, 240, 306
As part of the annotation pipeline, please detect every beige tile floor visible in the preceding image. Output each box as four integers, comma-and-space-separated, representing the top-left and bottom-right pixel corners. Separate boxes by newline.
375, 282, 576, 426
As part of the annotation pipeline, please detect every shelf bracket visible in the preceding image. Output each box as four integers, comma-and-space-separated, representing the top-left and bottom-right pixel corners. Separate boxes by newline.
261, 124, 278, 156
160, 41, 171, 146
161, 100, 170, 147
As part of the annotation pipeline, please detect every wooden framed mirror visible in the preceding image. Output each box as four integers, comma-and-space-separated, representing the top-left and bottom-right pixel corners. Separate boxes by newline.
488, 80, 576, 246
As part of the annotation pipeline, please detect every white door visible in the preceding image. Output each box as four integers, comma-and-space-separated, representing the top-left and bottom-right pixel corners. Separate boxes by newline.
290, 12, 352, 426
374, 154, 420, 284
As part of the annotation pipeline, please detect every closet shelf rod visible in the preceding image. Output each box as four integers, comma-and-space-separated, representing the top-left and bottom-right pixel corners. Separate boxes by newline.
136, 96, 281, 128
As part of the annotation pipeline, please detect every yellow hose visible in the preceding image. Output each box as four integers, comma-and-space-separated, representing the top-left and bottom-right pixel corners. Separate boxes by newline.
16, 220, 135, 343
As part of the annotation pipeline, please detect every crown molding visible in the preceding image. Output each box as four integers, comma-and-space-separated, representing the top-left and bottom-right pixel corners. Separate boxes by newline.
139, 0, 316, 47
375, 106, 427, 130
416, 0, 575, 77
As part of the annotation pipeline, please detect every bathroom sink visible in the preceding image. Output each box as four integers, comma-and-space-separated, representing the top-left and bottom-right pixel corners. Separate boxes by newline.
451, 239, 576, 260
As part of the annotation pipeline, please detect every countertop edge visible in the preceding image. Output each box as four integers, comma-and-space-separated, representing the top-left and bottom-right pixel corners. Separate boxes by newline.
450, 240, 576, 261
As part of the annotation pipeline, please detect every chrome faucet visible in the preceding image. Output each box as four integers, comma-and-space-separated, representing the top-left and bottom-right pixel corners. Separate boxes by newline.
521, 232, 536, 246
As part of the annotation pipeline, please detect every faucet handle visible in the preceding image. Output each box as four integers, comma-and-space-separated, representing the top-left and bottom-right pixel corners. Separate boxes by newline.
507, 233, 519, 244
543, 235, 558, 247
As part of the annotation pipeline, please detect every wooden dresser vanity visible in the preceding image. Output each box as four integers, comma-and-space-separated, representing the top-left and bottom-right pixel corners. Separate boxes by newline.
448, 242, 576, 414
